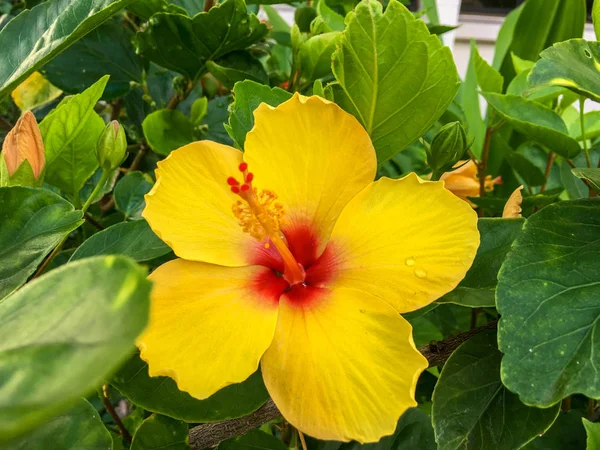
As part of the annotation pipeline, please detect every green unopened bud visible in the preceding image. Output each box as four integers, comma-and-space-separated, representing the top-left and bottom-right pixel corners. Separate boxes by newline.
427, 122, 470, 177
96, 120, 127, 171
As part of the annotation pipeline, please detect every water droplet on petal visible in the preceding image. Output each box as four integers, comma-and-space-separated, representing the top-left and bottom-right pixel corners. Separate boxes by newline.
414, 268, 427, 278
405, 257, 415, 266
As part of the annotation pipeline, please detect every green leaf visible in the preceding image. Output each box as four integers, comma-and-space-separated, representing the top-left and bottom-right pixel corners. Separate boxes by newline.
473, 44, 503, 94
595, 0, 600, 41
0, 0, 133, 97
338, 408, 436, 450
498, 0, 586, 85
497, 198, 600, 407
262, 5, 291, 46
131, 415, 189, 450
41, 18, 143, 100
298, 32, 340, 84
39, 76, 109, 196
113, 171, 153, 220
507, 150, 547, 187
200, 96, 233, 145
482, 92, 581, 159
331, 0, 459, 163
134, 0, 267, 79
191, 97, 209, 126
219, 430, 287, 450
573, 168, 600, 194
524, 411, 587, 450
438, 218, 524, 308
70, 220, 170, 262
0, 256, 151, 443
226, 80, 292, 149
459, 41, 486, 158
584, 418, 600, 450
112, 353, 270, 422
492, 5, 522, 71
127, 0, 187, 20
529, 39, 600, 103
207, 51, 268, 90
569, 111, 600, 141
143, 109, 194, 156
432, 330, 560, 450
316, 0, 345, 32
1, 399, 112, 450
0, 187, 83, 300
561, 161, 588, 200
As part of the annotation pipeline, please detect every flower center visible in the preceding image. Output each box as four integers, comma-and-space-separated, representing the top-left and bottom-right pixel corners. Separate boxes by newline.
227, 163, 306, 285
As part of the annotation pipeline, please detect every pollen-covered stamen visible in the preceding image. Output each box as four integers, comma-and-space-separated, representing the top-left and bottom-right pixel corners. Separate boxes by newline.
227, 163, 305, 285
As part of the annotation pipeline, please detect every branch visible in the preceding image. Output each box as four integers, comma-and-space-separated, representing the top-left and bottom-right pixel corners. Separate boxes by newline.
188, 320, 498, 449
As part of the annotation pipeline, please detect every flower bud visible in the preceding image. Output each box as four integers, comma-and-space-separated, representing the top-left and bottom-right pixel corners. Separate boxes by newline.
96, 120, 127, 171
427, 122, 469, 175
1, 111, 45, 187
440, 160, 502, 206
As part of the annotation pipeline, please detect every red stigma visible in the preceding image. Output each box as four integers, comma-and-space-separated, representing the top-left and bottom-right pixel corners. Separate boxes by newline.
239, 162, 248, 172
227, 177, 240, 186
246, 173, 254, 183
231, 186, 240, 194
241, 184, 250, 192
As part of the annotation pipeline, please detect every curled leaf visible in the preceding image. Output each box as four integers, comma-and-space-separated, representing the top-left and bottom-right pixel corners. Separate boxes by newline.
503, 185, 524, 218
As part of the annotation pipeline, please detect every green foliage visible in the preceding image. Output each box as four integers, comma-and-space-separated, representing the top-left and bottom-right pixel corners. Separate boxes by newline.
0, 256, 150, 443
112, 355, 270, 422
331, 0, 459, 163
131, 414, 189, 450
0, 187, 83, 299
2, 0, 600, 447
432, 330, 560, 450
1, 399, 113, 450
498, 199, 600, 406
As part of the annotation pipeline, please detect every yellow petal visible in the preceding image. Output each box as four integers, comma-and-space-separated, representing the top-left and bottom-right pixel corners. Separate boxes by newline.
143, 141, 257, 266
138, 259, 283, 399
244, 94, 376, 258
502, 185, 524, 218
320, 173, 479, 313
261, 286, 427, 442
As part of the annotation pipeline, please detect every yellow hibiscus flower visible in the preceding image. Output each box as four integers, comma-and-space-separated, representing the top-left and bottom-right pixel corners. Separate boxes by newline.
139, 94, 479, 443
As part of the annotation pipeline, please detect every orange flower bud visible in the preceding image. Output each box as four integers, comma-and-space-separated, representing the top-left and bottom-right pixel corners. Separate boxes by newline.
439, 160, 501, 206
2, 111, 45, 179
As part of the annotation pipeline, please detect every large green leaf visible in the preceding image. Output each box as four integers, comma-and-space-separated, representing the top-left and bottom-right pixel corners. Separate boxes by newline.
113, 171, 153, 220
573, 167, 600, 194
595, 0, 600, 42
0, 0, 133, 98
207, 51, 268, 90
584, 418, 600, 450
200, 96, 233, 145
42, 18, 143, 99
498, 0, 586, 85
497, 198, 600, 407
473, 44, 503, 94
143, 109, 194, 156
482, 92, 581, 159
298, 32, 340, 84
459, 41, 486, 158
0, 187, 83, 300
492, 6, 522, 70
331, 0, 459, 163
1, 399, 112, 450
524, 411, 587, 450
0, 256, 151, 442
134, 0, 267, 80
438, 218, 524, 308
39, 76, 108, 196
219, 430, 287, 450
432, 330, 560, 450
528, 39, 600, 103
111, 353, 270, 422
70, 220, 170, 262
225, 80, 292, 149
131, 415, 189, 450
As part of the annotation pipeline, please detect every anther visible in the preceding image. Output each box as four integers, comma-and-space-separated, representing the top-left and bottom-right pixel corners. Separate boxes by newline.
241, 184, 250, 192
246, 173, 254, 183
227, 177, 240, 186
239, 162, 248, 172
231, 186, 240, 194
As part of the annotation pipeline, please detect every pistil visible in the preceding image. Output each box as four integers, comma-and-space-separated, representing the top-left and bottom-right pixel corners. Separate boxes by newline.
228, 163, 306, 285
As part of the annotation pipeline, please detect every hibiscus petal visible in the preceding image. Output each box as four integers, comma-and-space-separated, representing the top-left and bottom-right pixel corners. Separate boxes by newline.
244, 94, 376, 258
143, 141, 256, 266
261, 286, 427, 442
321, 173, 479, 313
138, 259, 283, 399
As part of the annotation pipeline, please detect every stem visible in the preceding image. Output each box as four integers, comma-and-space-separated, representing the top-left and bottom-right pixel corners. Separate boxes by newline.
84, 213, 105, 230
0, 115, 13, 131
580, 97, 592, 168
110, 98, 124, 121
81, 169, 110, 214
166, 79, 195, 110
100, 384, 132, 444
298, 430, 308, 450
31, 235, 68, 279
204, 0, 215, 11
540, 152, 555, 193
588, 399, 596, 419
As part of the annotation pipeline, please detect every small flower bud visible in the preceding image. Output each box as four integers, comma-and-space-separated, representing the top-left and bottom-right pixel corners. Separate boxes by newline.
1, 111, 45, 187
96, 120, 127, 171
427, 122, 470, 175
